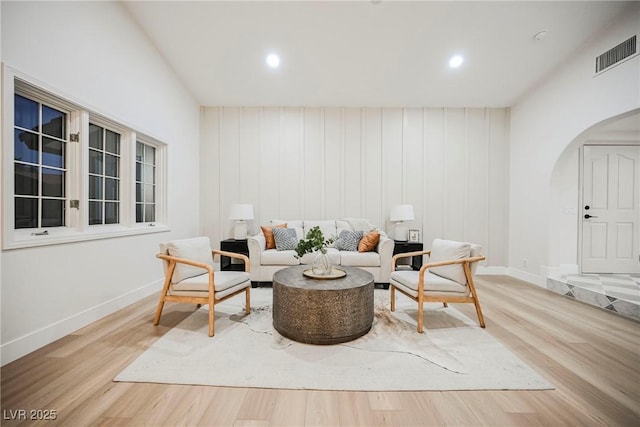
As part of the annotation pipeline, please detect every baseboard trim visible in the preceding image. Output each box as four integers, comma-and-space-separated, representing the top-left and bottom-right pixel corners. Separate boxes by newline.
1, 279, 163, 366
477, 266, 508, 275
506, 268, 546, 288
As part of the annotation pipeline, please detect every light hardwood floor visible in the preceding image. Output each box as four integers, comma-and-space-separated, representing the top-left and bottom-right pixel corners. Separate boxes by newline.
2, 275, 639, 426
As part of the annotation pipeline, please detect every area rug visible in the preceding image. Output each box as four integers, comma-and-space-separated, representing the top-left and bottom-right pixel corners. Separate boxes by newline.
114, 288, 553, 391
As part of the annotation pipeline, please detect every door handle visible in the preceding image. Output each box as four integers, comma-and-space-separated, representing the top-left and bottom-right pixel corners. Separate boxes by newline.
584, 214, 598, 219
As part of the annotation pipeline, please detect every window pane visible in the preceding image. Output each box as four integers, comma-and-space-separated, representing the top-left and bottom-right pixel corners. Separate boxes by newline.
14, 95, 38, 131
89, 175, 103, 200
136, 162, 142, 182
42, 199, 64, 227
144, 204, 155, 222
144, 184, 154, 203
42, 105, 65, 139
15, 197, 38, 229
89, 124, 103, 150
89, 201, 103, 225
15, 164, 38, 196
105, 130, 120, 154
105, 202, 119, 224
136, 183, 143, 202
145, 145, 156, 164
105, 178, 119, 201
144, 165, 155, 184
89, 149, 103, 174
14, 129, 38, 163
42, 168, 64, 197
42, 137, 64, 168
136, 203, 143, 223
136, 142, 144, 162
105, 154, 119, 177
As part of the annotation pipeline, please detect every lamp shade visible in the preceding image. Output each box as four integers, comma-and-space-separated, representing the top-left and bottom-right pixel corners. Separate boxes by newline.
389, 204, 415, 222
229, 204, 254, 221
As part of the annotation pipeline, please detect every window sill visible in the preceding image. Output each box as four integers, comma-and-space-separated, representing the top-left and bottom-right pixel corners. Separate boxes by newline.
2, 224, 170, 250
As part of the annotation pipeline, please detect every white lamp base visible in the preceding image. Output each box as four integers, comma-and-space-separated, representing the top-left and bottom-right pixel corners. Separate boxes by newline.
234, 221, 247, 240
394, 223, 408, 241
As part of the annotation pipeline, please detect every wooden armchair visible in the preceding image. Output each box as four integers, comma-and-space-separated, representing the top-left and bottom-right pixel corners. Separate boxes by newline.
389, 238, 486, 333
154, 236, 251, 336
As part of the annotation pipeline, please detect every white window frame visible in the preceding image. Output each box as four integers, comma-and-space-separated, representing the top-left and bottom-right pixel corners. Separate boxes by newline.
2, 66, 169, 249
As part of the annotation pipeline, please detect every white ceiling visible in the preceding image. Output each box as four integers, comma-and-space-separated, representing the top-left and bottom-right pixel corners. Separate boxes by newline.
123, 1, 634, 108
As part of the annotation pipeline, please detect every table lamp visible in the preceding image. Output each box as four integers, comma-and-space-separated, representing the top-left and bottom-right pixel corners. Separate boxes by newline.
390, 204, 414, 241
229, 204, 254, 240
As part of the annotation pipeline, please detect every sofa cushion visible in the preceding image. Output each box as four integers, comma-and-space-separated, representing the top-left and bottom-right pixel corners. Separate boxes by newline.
336, 220, 351, 235
162, 237, 214, 284
428, 239, 471, 285
261, 223, 286, 249
335, 230, 363, 251
343, 218, 376, 232
340, 251, 380, 267
358, 230, 380, 252
273, 227, 298, 251
299, 248, 341, 265
270, 220, 304, 241
303, 220, 338, 242
261, 249, 300, 265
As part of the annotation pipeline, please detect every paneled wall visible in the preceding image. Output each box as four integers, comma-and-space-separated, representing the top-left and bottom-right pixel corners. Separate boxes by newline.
201, 107, 509, 266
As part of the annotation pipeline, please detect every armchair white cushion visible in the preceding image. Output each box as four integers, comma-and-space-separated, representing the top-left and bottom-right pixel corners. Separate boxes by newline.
162, 236, 214, 283
428, 239, 471, 285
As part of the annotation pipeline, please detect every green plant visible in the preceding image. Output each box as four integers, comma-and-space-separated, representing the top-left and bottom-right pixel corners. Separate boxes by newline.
295, 226, 335, 258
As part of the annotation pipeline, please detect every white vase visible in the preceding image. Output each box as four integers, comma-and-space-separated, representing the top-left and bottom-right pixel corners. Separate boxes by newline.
312, 249, 332, 275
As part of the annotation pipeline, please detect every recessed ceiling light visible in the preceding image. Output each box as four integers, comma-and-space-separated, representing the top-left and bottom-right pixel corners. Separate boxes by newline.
266, 53, 280, 68
449, 55, 464, 68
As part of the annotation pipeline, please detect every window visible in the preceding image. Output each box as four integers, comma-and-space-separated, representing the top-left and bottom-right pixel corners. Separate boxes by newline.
136, 141, 156, 223
14, 95, 67, 229
2, 71, 168, 249
89, 124, 121, 225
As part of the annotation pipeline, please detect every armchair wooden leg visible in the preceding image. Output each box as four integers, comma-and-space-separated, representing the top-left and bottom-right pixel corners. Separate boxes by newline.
466, 275, 486, 328
473, 299, 486, 328
390, 285, 395, 312
153, 298, 165, 326
417, 302, 424, 333
208, 304, 215, 337
154, 265, 174, 327
245, 287, 251, 314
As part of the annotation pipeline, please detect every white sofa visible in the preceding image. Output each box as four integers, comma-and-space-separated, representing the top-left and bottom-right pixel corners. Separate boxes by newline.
247, 219, 395, 285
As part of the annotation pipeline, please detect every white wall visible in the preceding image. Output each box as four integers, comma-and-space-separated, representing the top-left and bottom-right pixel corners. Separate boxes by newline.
509, 4, 640, 285
201, 106, 509, 268
1, 1, 201, 364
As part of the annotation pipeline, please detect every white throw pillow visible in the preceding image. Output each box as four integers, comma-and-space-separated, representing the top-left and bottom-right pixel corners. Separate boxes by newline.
164, 237, 214, 284
343, 218, 376, 232
428, 239, 471, 285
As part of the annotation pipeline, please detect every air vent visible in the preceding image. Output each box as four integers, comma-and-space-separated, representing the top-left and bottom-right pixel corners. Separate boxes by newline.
595, 35, 637, 74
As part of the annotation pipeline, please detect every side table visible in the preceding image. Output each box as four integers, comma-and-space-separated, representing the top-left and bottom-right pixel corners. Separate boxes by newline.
393, 240, 424, 271
219, 239, 249, 272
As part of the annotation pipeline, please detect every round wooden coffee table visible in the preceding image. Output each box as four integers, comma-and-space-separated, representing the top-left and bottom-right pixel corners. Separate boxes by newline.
272, 265, 374, 345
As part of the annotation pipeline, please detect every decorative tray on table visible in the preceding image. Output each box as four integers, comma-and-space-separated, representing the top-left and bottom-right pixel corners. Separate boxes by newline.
302, 268, 347, 280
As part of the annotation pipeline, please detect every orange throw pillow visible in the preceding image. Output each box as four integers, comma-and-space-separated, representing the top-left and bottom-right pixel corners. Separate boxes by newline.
358, 230, 380, 252
261, 223, 286, 249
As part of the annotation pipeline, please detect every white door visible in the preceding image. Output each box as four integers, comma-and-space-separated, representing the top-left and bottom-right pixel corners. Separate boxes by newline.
581, 145, 640, 273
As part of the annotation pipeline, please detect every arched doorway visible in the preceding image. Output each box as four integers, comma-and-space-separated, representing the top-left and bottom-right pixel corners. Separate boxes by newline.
549, 109, 639, 275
